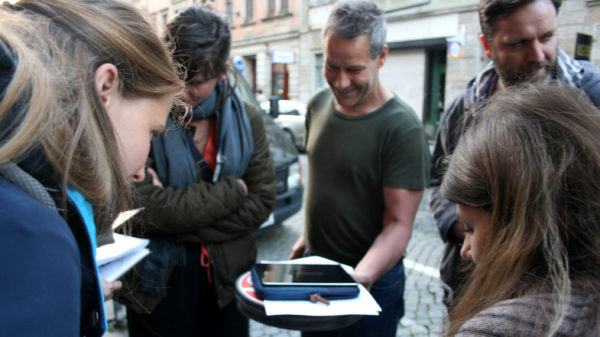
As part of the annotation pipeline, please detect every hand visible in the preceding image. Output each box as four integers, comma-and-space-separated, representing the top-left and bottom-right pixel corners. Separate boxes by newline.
288, 235, 306, 260
100, 276, 122, 301
350, 270, 374, 291
147, 167, 164, 188
237, 178, 248, 195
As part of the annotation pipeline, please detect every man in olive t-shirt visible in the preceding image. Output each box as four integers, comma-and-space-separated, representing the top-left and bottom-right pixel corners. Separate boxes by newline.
289, 1, 430, 336
300, 89, 430, 267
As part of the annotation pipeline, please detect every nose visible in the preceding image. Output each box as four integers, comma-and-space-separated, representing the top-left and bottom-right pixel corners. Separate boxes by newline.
335, 71, 351, 90
528, 40, 546, 63
460, 235, 472, 261
132, 166, 146, 182
183, 87, 195, 102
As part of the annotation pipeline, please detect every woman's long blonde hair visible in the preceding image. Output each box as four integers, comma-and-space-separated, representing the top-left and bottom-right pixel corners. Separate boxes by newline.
442, 84, 600, 335
0, 0, 183, 230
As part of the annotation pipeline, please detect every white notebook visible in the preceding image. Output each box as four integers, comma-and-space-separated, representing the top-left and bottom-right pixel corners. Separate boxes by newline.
96, 233, 150, 282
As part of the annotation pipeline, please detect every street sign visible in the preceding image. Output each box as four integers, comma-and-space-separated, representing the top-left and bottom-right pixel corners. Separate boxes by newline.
271, 50, 295, 64
235, 59, 245, 74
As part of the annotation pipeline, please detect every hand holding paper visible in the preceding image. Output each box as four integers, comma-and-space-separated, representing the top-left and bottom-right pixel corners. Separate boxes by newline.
96, 209, 149, 282
96, 233, 150, 282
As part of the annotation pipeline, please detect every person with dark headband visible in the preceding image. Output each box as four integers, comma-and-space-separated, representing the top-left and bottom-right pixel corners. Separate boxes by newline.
122, 5, 277, 337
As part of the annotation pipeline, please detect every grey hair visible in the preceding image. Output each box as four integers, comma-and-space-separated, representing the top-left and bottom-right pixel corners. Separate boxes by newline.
323, 0, 387, 59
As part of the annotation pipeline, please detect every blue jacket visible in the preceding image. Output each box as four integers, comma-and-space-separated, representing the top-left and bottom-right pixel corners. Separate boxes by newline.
0, 173, 106, 337
0, 39, 105, 337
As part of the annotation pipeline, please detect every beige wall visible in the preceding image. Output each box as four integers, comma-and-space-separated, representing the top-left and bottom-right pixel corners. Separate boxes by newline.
123, 0, 600, 118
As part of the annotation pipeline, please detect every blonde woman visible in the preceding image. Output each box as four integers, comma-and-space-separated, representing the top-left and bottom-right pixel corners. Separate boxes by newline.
441, 84, 600, 336
0, 1, 182, 336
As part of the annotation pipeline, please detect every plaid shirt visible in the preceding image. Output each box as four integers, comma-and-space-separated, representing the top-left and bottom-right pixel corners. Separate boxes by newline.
430, 48, 600, 243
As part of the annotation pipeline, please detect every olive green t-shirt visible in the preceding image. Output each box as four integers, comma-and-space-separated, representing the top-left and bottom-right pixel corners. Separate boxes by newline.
304, 89, 431, 267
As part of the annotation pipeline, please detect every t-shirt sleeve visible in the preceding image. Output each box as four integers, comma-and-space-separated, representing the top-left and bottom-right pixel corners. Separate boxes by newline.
382, 110, 431, 190
0, 196, 81, 336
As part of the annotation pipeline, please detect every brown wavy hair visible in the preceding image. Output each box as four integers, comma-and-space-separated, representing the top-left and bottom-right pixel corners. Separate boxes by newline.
478, 0, 562, 39
442, 83, 600, 335
0, 0, 183, 231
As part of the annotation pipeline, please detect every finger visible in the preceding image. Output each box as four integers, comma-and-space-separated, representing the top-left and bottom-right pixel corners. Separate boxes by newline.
112, 280, 123, 291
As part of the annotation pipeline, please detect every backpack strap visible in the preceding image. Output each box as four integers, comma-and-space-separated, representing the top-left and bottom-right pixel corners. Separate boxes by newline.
0, 161, 57, 211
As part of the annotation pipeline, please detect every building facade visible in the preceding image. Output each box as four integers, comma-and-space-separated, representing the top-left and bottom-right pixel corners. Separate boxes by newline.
126, 0, 600, 139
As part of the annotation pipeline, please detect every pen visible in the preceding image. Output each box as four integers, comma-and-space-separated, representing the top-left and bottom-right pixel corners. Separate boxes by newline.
309, 293, 330, 305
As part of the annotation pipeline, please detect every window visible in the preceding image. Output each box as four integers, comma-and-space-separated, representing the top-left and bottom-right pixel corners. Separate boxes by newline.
245, 0, 253, 22
309, 0, 333, 5
314, 53, 326, 91
226, 0, 233, 24
268, 0, 289, 16
161, 10, 168, 27
268, 0, 276, 16
587, 0, 600, 7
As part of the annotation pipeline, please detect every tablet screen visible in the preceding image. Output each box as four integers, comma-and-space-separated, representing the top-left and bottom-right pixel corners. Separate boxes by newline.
254, 263, 357, 286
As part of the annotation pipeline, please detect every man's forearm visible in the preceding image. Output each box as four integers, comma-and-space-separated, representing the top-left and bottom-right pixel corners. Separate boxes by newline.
353, 222, 412, 289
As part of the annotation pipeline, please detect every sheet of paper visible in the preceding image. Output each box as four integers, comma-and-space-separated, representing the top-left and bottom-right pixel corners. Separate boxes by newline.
257, 256, 382, 316
96, 233, 149, 266
111, 207, 144, 230
99, 247, 150, 282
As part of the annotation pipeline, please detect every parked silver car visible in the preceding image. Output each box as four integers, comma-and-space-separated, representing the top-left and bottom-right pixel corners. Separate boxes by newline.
260, 100, 306, 151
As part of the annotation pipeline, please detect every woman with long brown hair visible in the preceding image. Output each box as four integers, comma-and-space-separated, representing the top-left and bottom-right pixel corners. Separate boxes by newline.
0, 1, 182, 335
441, 84, 600, 336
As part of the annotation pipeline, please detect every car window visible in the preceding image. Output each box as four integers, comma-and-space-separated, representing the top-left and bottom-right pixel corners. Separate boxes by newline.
229, 71, 260, 107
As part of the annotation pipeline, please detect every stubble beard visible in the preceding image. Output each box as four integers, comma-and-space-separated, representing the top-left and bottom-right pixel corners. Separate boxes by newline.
498, 59, 558, 87
330, 83, 370, 109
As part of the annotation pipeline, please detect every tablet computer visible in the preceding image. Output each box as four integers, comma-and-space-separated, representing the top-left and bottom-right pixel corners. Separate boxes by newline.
254, 263, 357, 286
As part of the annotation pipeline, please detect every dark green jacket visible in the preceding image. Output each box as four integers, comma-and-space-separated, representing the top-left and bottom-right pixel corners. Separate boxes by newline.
130, 102, 276, 308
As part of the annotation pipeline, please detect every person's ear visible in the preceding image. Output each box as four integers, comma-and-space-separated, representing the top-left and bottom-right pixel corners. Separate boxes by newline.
94, 63, 119, 108
377, 44, 389, 68
480, 34, 493, 60
218, 61, 230, 81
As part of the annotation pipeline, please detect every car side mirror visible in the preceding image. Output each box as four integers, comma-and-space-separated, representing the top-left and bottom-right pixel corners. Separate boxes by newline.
269, 96, 280, 119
